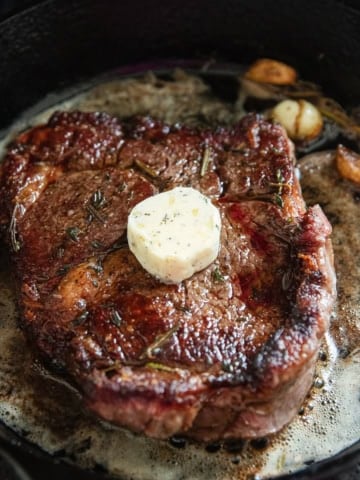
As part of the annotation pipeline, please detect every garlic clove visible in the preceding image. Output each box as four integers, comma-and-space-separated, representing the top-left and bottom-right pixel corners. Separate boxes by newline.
271, 99, 323, 141
245, 58, 297, 85
336, 144, 360, 185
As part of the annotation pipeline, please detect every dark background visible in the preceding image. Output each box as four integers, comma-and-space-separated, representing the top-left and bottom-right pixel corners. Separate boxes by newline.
0, 0, 35, 19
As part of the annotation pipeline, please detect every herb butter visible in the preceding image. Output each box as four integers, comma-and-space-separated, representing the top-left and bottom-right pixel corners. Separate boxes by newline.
127, 187, 221, 284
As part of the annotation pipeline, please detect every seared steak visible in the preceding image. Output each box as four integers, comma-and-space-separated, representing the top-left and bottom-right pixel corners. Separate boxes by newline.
0, 112, 336, 441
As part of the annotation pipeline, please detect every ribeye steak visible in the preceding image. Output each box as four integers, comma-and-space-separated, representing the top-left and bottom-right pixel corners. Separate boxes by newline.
0, 112, 336, 441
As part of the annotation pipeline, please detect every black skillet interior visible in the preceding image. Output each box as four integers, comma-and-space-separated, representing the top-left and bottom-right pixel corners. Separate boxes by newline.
2, 0, 360, 131
0, 0, 360, 479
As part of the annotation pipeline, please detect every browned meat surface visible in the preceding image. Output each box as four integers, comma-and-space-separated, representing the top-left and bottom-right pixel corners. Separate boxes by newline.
0, 112, 336, 441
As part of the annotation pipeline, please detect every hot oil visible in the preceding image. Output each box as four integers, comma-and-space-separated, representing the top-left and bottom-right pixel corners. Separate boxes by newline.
0, 69, 359, 480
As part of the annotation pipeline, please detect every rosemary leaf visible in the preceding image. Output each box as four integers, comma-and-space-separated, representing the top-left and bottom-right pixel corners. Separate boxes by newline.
200, 146, 211, 177
134, 159, 158, 178
86, 204, 106, 224
276, 168, 285, 184
91, 240, 104, 249
221, 362, 233, 373
72, 310, 89, 327
110, 309, 122, 327
146, 362, 177, 373
175, 304, 191, 314
56, 264, 73, 276
66, 226, 81, 242
90, 189, 105, 209
212, 267, 225, 283
88, 262, 103, 274
274, 193, 284, 208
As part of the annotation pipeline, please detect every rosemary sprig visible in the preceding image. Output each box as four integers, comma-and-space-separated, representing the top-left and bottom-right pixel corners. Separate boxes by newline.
146, 362, 178, 373
139, 324, 180, 360
268, 169, 289, 193
86, 204, 106, 224
86, 189, 106, 223
9, 204, 21, 252
267, 169, 289, 209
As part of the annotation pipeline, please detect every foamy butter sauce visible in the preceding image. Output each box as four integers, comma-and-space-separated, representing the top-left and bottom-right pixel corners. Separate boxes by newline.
0, 73, 359, 480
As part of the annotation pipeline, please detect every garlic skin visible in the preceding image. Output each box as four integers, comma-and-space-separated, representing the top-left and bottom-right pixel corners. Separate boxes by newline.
271, 99, 323, 141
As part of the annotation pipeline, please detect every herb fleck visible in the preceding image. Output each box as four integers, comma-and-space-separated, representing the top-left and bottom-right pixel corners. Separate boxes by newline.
72, 310, 89, 327
88, 262, 103, 274
111, 238, 127, 250
276, 169, 285, 184
110, 309, 122, 327
56, 264, 73, 276
221, 362, 233, 373
161, 213, 170, 224
174, 304, 191, 314
66, 226, 81, 242
274, 193, 284, 208
212, 267, 225, 283
271, 146, 282, 155
91, 240, 104, 249
90, 189, 105, 209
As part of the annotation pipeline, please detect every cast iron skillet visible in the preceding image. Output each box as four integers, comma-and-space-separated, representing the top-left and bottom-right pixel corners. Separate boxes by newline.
0, 1, 360, 479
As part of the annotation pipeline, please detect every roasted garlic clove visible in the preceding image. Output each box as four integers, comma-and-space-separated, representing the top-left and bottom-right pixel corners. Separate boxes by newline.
336, 144, 360, 185
271, 99, 323, 141
245, 58, 297, 85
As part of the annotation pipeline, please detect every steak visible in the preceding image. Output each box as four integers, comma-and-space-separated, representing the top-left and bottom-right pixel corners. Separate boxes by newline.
0, 111, 336, 442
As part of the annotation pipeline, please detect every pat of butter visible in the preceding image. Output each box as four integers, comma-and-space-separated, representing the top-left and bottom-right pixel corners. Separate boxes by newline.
127, 187, 221, 284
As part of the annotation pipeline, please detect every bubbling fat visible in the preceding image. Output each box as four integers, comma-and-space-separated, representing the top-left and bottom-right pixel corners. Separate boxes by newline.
0, 72, 360, 480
